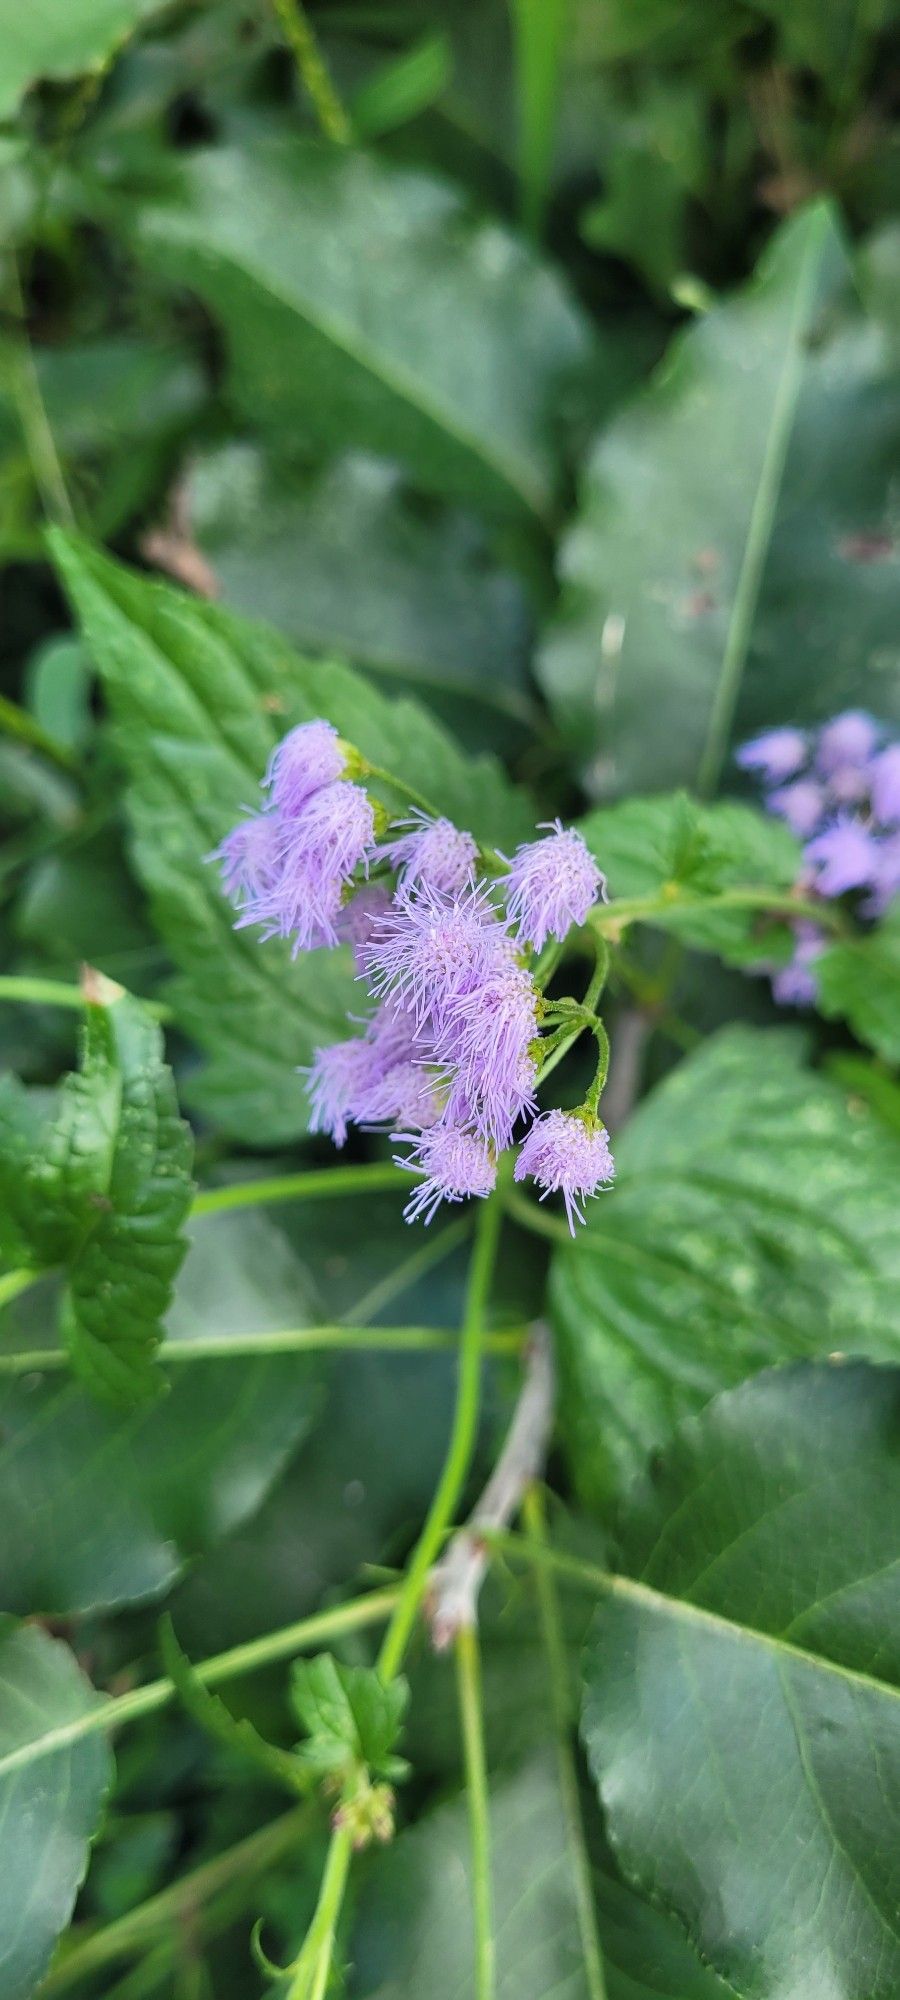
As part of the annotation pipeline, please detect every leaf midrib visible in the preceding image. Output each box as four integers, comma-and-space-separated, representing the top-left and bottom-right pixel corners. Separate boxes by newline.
145, 220, 552, 525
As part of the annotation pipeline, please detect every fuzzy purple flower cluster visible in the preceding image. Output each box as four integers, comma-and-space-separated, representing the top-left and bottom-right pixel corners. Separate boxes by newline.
738, 712, 900, 1006
211, 723, 613, 1229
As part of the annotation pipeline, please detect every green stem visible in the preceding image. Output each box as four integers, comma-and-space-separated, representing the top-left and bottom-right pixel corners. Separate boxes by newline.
0, 975, 172, 1021
0, 1268, 36, 1311
502, 1187, 570, 1245
523, 1487, 607, 2000
191, 1163, 405, 1215
377, 1186, 503, 1679
43, 1809, 310, 1995
696, 208, 827, 797
455, 1623, 495, 2000
340, 1213, 471, 1324
5, 249, 75, 528
285, 1825, 354, 2000
591, 885, 845, 937
535, 933, 610, 1091
269, 0, 352, 143
0, 1322, 525, 1376
288, 1189, 504, 2000
0, 1588, 400, 1782
361, 761, 444, 822
0, 692, 77, 775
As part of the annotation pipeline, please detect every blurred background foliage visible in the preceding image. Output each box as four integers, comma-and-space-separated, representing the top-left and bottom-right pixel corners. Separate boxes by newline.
1, 1, 900, 1995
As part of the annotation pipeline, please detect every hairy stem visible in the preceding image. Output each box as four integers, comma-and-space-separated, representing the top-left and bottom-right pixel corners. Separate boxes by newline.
456, 1623, 495, 2000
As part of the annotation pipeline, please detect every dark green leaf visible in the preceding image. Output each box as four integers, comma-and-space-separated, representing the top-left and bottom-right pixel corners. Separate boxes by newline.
583, 790, 802, 963
582, 1362, 900, 1999
132, 135, 592, 523
551, 1024, 900, 1506
540, 203, 900, 794
816, 909, 900, 1061
50, 528, 535, 1143
291, 1655, 408, 1782
353, 1750, 728, 1998
0, 1209, 325, 1615
0, 1619, 112, 2000
187, 444, 535, 738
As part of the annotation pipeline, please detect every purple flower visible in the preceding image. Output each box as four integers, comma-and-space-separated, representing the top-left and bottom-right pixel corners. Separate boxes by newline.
770, 920, 827, 1009
736, 729, 807, 784
395, 1123, 496, 1225
804, 815, 881, 897
436, 958, 538, 1150
863, 834, 900, 917
870, 745, 900, 828
306, 1000, 427, 1144
264, 720, 346, 816
362, 882, 507, 1026
815, 710, 879, 777
210, 812, 286, 917
248, 781, 376, 953
767, 779, 826, 838
382, 812, 478, 898
505, 822, 605, 952
336, 884, 394, 970
514, 1109, 614, 1234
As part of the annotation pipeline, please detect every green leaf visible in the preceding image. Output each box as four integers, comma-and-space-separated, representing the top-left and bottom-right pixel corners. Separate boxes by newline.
187, 444, 534, 738
0, 1618, 112, 2000
0, 1074, 48, 1263
0, 0, 164, 120
0, 1209, 325, 1615
160, 1616, 309, 1795
50, 528, 535, 1143
132, 135, 592, 523
816, 909, 900, 1061
582, 790, 803, 964
582, 1362, 900, 2000
291, 1655, 408, 1783
350, 33, 452, 139
551, 1024, 900, 1507
540, 202, 900, 794
352, 1750, 728, 1998
62, 992, 193, 1403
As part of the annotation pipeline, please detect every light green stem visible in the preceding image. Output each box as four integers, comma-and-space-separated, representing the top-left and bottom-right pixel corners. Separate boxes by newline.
269, 0, 352, 142
0, 1589, 400, 1782
285, 1825, 354, 1999
5, 249, 74, 527
0, 692, 77, 774
377, 1186, 503, 1679
523, 1487, 607, 2000
43, 1808, 310, 1994
0, 1268, 36, 1311
591, 885, 844, 937
502, 1188, 570, 1244
191, 1163, 405, 1215
455, 1623, 495, 2000
0, 1322, 525, 1376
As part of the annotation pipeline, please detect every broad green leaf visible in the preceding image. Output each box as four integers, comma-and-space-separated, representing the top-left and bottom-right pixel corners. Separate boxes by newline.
132, 135, 592, 523
551, 1024, 900, 1507
291, 1655, 408, 1782
187, 444, 534, 738
50, 528, 535, 1143
0, 1619, 112, 2000
0, 0, 163, 120
582, 1362, 900, 2000
0, 1074, 47, 1263
816, 909, 900, 1061
0, 1209, 325, 1616
540, 202, 900, 795
582, 790, 802, 964
352, 1750, 728, 1998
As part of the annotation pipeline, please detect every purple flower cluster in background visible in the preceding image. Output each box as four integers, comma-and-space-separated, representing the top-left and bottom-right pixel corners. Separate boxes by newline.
212, 723, 613, 1229
737, 712, 900, 1005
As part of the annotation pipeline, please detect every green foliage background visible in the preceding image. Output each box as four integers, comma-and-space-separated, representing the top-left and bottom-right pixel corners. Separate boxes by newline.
0, 1, 899, 1996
